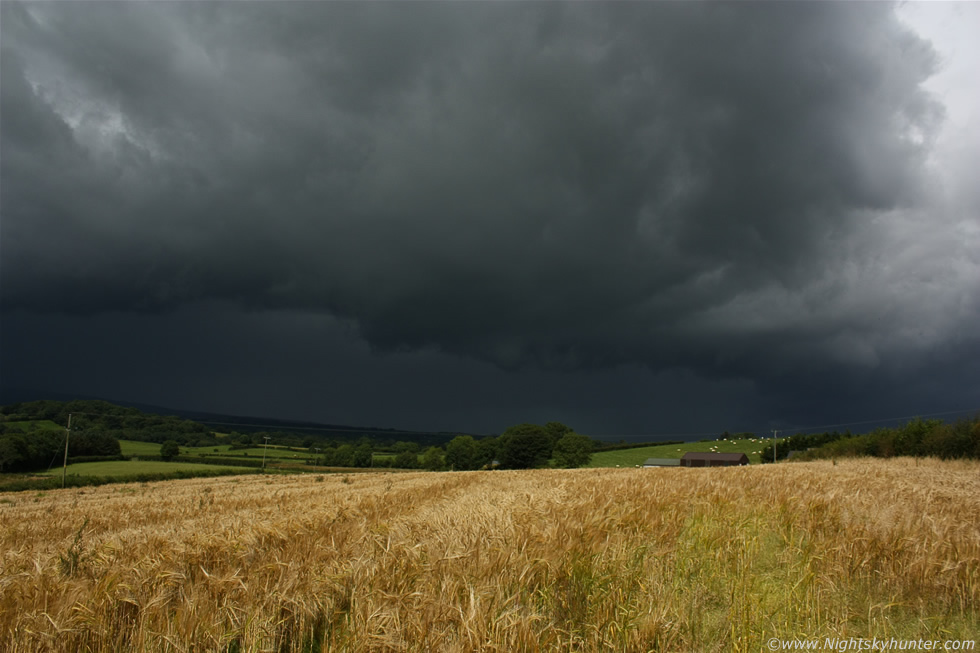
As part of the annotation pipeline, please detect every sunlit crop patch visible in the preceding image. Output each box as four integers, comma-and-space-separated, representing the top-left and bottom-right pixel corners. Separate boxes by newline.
1, 459, 977, 652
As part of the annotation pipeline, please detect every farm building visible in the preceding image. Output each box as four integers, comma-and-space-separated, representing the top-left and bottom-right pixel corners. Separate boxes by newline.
643, 458, 681, 467
680, 452, 749, 467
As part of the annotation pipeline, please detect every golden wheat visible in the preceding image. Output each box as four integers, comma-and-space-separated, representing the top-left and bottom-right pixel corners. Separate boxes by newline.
1, 458, 977, 652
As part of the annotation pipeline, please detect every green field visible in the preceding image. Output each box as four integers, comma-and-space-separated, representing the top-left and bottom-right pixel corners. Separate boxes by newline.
121, 441, 236, 457
119, 440, 162, 456
40, 431, 774, 471
183, 444, 235, 456
202, 446, 310, 460
119, 441, 308, 460
41, 460, 252, 477
4, 420, 64, 433
587, 436, 780, 467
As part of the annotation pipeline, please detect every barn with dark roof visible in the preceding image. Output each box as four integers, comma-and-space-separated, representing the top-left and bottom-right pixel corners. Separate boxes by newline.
680, 452, 749, 467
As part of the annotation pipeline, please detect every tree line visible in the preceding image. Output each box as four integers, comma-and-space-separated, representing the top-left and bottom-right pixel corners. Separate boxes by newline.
426, 422, 593, 470
1, 401, 596, 472
760, 416, 980, 462
305, 421, 593, 470
1, 400, 212, 444
0, 423, 120, 473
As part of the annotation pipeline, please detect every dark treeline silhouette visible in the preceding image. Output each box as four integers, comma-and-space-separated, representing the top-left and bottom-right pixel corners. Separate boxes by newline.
1, 401, 595, 473
1, 399, 211, 445
0, 419, 121, 474
761, 416, 980, 462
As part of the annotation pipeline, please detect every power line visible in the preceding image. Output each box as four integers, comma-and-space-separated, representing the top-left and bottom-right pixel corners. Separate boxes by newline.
62, 413, 72, 489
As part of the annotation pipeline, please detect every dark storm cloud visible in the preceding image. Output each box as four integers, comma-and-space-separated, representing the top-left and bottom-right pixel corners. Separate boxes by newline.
2, 2, 977, 396
1, 304, 767, 435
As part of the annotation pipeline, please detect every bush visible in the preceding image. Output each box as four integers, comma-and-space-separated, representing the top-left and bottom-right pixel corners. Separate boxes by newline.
422, 446, 444, 471
445, 436, 478, 471
790, 416, 980, 462
160, 441, 180, 462
552, 433, 593, 468
393, 450, 419, 469
498, 424, 552, 469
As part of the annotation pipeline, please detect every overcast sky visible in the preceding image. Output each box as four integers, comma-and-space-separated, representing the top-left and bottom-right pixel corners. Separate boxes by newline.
2, 2, 978, 437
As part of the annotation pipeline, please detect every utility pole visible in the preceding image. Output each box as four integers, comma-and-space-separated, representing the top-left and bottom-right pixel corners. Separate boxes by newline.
771, 429, 779, 463
262, 436, 271, 470
314, 447, 321, 473
62, 413, 72, 488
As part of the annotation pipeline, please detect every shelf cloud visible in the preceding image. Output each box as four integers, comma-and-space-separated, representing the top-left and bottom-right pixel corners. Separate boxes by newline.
2, 2, 978, 432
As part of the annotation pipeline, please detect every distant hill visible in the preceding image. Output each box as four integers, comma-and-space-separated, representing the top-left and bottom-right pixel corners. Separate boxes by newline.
0, 388, 183, 418
0, 390, 485, 446
180, 410, 480, 445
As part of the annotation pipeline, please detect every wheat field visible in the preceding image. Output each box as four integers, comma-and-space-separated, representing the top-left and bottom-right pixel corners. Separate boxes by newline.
1, 459, 978, 652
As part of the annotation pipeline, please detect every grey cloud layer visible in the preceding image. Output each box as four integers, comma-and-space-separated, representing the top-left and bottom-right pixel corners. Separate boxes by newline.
2, 2, 976, 386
